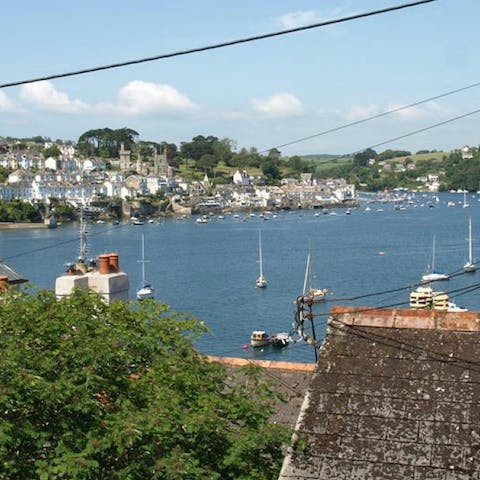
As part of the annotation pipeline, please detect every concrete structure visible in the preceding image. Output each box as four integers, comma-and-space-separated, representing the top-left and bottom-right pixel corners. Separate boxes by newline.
55, 253, 129, 303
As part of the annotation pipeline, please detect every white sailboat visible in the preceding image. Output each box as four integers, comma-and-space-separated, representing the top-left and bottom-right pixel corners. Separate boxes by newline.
463, 191, 470, 208
464, 216, 476, 272
302, 247, 327, 301
421, 235, 449, 283
136, 233, 154, 300
256, 231, 267, 288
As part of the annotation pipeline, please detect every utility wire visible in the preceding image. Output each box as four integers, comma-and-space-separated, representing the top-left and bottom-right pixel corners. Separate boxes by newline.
0, 0, 437, 89
263, 80, 480, 153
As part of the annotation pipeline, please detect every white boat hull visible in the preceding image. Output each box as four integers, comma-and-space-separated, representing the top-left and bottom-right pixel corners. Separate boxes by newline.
136, 285, 154, 300
421, 272, 449, 283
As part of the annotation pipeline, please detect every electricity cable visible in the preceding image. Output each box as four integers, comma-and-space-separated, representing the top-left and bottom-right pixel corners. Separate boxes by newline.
263, 80, 480, 153
0, 1, 437, 89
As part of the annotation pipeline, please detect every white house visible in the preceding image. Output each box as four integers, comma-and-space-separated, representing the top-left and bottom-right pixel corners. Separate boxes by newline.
233, 170, 251, 186
45, 157, 58, 171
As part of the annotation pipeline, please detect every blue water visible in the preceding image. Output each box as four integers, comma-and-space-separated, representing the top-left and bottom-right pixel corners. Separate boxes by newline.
1, 191, 480, 363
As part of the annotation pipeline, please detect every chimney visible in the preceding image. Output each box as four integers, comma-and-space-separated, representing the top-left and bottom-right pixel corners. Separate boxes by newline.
0, 275, 9, 290
109, 253, 119, 273
98, 254, 111, 274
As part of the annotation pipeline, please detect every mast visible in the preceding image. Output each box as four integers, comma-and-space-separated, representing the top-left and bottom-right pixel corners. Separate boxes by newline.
469, 217, 473, 264
303, 251, 311, 295
258, 231, 263, 278
78, 207, 88, 263
431, 235, 436, 272
138, 233, 149, 285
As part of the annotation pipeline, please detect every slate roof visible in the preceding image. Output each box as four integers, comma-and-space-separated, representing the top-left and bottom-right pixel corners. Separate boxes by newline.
279, 306, 480, 480
205, 356, 314, 429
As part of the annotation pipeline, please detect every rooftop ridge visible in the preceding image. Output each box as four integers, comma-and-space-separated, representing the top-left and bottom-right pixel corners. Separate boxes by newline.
330, 305, 480, 331
204, 355, 316, 371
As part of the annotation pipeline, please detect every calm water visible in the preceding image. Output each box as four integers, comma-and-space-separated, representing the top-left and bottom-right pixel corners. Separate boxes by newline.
1, 191, 480, 363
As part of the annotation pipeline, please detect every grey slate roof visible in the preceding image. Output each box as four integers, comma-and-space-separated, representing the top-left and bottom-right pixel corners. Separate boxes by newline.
279, 306, 480, 480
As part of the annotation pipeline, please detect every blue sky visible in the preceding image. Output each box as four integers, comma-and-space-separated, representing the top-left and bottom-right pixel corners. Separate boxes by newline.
1, 0, 478, 156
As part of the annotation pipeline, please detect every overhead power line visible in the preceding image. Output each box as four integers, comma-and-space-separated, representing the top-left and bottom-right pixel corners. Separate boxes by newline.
264, 80, 480, 153
0, 0, 437, 89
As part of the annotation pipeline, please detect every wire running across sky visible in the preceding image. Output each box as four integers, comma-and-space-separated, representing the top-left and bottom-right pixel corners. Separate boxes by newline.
0, 0, 437, 89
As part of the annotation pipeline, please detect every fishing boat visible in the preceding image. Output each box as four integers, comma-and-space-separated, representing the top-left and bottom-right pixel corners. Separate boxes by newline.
302, 246, 327, 301
256, 231, 267, 288
250, 330, 270, 347
421, 235, 449, 283
136, 233, 154, 300
269, 332, 292, 348
464, 217, 476, 272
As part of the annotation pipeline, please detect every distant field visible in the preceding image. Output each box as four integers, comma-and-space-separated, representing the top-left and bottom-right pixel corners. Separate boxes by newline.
389, 151, 447, 163
300, 151, 448, 169
300, 154, 353, 170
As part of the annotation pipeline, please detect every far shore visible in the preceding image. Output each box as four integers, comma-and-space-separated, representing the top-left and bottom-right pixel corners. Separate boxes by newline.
0, 222, 53, 230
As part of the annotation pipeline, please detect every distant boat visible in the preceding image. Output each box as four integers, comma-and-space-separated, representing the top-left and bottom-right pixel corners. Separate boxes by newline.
448, 301, 468, 312
256, 231, 267, 288
464, 217, 476, 272
136, 233, 154, 300
196, 215, 209, 224
269, 332, 292, 348
463, 191, 470, 208
302, 246, 327, 301
44, 215, 57, 229
250, 330, 270, 347
131, 217, 145, 226
421, 235, 449, 283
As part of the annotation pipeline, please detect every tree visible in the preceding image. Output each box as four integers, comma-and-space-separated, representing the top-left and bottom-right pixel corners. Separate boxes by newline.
353, 148, 377, 167
0, 289, 290, 479
43, 145, 61, 159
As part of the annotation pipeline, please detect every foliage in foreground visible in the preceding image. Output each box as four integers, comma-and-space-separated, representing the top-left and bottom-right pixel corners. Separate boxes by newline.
0, 290, 290, 479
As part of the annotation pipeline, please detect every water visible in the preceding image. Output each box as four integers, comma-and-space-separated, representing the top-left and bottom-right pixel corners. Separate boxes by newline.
1, 191, 479, 363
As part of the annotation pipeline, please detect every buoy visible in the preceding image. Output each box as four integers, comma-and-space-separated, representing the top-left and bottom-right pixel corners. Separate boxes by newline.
242, 344, 248, 350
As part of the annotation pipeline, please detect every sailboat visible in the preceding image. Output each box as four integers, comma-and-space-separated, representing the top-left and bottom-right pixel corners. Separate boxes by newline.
463, 191, 470, 208
464, 216, 476, 272
302, 247, 327, 301
255, 231, 267, 288
421, 235, 449, 283
136, 233, 154, 300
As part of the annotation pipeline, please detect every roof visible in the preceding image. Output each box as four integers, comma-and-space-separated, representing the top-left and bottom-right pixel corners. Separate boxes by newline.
205, 356, 314, 429
0, 259, 28, 285
279, 306, 480, 479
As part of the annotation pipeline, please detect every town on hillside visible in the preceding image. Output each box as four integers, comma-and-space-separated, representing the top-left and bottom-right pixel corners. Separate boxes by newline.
0, 135, 357, 221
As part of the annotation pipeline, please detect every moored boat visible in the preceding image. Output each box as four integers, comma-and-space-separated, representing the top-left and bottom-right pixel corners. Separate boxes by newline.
256, 231, 267, 288
269, 332, 291, 347
421, 235, 449, 283
250, 330, 270, 347
464, 217, 476, 273
136, 233, 154, 300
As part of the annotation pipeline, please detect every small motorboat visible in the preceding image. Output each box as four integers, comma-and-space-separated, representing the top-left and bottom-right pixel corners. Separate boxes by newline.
269, 332, 291, 348
250, 330, 270, 348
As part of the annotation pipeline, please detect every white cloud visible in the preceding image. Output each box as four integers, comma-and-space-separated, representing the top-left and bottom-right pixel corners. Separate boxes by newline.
276, 6, 353, 29
252, 93, 304, 118
0, 91, 19, 112
346, 101, 451, 122
104, 80, 196, 115
278, 10, 322, 29
19, 81, 88, 113
345, 104, 382, 121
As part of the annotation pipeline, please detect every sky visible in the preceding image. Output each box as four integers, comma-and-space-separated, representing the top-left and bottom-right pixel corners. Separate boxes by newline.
1, 0, 479, 156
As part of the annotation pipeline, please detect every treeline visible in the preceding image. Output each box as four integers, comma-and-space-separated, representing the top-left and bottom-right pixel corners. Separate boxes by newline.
318, 147, 480, 191
0, 199, 77, 223
75, 129, 316, 183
